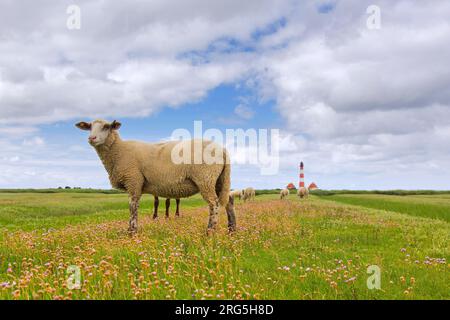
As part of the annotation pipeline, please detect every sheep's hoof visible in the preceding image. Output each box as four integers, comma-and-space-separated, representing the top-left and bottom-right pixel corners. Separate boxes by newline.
152, 215, 158, 220
206, 228, 216, 236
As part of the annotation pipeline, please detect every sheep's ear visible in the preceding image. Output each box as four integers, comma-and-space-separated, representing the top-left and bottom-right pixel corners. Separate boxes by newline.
111, 120, 121, 130
75, 121, 91, 131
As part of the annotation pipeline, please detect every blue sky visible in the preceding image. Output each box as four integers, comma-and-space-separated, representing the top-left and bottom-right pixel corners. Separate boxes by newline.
42, 83, 282, 149
1, 0, 450, 190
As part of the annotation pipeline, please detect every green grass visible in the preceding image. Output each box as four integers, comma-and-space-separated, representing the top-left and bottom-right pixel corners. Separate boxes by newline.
0, 193, 205, 231
0, 192, 448, 300
320, 194, 450, 222
0, 188, 124, 194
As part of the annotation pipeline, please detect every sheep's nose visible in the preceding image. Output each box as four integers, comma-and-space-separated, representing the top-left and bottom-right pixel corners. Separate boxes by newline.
89, 136, 97, 142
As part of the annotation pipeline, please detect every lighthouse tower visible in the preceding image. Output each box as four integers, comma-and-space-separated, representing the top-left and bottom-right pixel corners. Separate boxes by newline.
299, 162, 305, 189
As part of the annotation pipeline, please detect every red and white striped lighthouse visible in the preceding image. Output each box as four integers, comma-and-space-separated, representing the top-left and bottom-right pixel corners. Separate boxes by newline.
299, 161, 305, 189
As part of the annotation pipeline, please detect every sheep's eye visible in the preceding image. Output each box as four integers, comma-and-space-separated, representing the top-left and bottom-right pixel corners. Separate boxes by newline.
102, 124, 110, 130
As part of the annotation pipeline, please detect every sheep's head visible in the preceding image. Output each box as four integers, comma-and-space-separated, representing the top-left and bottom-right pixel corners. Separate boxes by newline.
75, 119, 121, 147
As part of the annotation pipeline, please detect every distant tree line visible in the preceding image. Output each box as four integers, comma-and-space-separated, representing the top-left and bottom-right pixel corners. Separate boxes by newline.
0, 188, 449, 196
312, 189, 450, 196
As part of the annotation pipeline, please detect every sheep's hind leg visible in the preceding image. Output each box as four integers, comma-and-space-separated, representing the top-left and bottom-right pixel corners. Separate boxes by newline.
153, 196, 159, 219
196, 183, 219, 234
226, 195, 236, 232
165, 198, 170, 218
128, 194, 141, 235
206, 199, 220, 234
199, 191, 219, 234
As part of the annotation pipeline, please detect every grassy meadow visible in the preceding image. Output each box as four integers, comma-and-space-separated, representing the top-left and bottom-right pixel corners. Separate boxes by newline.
0, 191, 448, 300
319, 194, 450, 222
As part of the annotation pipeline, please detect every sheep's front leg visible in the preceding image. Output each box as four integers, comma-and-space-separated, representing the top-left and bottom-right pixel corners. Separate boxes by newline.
128, 194, 141, 235
226, 195, 236, 232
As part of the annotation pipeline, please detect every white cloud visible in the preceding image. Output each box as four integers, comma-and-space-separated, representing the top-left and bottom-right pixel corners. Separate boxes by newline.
0, 126, 38, 137
0, 0, 290, 125
22, 137, 45, 147
234, 104, 255, 120
252, 1, 450, 112
1, 0, 450, 189
240, 0, 450, 188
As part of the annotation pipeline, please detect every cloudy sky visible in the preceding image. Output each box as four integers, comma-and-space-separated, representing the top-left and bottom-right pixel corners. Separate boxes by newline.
1, 0, 449, 190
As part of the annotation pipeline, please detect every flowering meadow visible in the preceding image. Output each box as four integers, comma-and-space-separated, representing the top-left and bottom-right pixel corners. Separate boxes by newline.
0, 193, 448, 299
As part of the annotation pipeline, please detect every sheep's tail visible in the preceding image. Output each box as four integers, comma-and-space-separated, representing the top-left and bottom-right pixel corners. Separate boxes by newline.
217, 149, 231, 207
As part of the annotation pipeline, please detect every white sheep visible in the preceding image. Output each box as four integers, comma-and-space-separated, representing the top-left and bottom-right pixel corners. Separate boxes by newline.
297, 187, 309, 199
76, 119, 236, 235
229, 189, 242, 201
280, 188, 289, 200
242, 187, 255, 201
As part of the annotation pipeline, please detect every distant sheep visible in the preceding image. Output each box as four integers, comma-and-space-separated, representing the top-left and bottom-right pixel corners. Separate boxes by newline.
229, 189, 242, 201
153, 196, 180, 219
242, 187, 255, 201
76, 119, 236, 235
297, 187, 309, 199
280, 188, 289, 200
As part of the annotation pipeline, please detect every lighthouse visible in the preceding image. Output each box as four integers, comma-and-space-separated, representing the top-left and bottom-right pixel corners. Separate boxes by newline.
299, 161, 305, 189
297, 161, 309, 199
